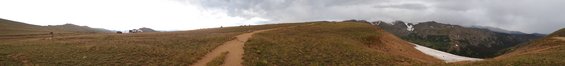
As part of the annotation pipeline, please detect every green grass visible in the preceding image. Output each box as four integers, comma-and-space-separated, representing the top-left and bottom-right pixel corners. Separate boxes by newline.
243, 22, 425, 66
401, 34, 451, 51
207, 52, 228, 66
0, 23, 300, 65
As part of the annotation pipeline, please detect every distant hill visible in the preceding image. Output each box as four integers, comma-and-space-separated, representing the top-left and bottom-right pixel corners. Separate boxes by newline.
45, 24, 113, 33
0, 18, 112, 35
372, 21, 544, 58
465, 28, 565, 65
138, 27, 158, 32
499, 28, 565, 58
470, 26, 527, 34
547, 28, 565, 37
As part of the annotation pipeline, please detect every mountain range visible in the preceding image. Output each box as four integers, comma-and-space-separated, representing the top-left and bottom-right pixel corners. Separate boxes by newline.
372, 21, 544, 58
1, 18, 564, 65
0, 18, 113, 35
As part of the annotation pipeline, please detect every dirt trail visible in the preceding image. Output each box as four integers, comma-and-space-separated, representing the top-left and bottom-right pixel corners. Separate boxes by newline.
190, 28, 280, 66
554, 37, 565, 41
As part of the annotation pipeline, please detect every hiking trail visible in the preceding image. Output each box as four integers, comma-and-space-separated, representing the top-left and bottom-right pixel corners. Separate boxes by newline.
190, 28, 280, 66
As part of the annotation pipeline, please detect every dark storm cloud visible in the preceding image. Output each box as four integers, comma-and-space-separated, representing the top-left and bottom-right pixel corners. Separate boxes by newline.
183, 0, 565, 34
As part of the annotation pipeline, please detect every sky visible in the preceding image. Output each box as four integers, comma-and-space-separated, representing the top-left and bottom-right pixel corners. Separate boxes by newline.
0, 0, 269, 31
0, 0, 564, 34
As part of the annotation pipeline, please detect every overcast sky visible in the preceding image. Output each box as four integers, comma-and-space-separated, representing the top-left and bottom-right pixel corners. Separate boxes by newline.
0, 0, 564, 34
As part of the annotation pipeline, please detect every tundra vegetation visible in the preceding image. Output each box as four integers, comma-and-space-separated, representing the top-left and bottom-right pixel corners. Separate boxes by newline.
0, 23, 299, 65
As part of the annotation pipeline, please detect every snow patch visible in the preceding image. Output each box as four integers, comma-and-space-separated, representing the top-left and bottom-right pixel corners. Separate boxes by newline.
412, 43, 483, 63
375, 22, 382, 25
405, 23, 414, 31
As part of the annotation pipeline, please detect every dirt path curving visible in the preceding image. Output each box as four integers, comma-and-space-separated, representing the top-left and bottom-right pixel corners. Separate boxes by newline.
554, 37, 565, 41
190, 28, 280, 66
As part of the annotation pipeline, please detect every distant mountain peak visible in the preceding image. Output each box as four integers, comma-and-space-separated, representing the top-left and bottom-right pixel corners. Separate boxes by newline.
373, 20, 544, 58
470, 26, 526, 34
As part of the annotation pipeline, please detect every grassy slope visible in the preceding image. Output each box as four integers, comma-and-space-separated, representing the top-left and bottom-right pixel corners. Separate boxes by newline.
0, 18, 49, 35
243, 22, 440, 66
0, 18, 111, 35
0, 23, 299, 65
450, 28, 565, 65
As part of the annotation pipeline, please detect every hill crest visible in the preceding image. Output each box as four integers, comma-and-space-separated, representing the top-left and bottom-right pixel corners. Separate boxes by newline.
0, 18, 112, 35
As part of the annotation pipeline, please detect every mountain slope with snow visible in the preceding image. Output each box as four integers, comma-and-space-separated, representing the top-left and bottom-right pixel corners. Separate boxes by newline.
412, 43, 482, 62
373, 21, 544, 58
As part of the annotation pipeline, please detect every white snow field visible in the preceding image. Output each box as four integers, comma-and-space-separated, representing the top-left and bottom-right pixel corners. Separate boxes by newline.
412, 43, 483, 63
404, 23, 414, 31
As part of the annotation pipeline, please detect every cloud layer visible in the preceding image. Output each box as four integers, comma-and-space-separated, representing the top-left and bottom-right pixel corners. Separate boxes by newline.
188, 0, 565, 34
0, 0, 267, 31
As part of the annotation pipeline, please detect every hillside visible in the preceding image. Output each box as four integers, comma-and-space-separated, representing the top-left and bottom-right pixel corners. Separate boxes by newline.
0, 23, 300, 65
3, 19, 559, 65
0, 18, 50, 35
373, 21, 544, 58
0, 18, 112, 35
459, 28, 565, 65
45, 24, 113, 33
243, 22, 442, 65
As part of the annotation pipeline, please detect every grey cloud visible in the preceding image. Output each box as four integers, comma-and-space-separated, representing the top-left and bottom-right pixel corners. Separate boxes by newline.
184, 0, 565, 34
373, 3, 428, 10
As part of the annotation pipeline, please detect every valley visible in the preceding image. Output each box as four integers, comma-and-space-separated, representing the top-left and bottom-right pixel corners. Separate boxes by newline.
373, 21, 544, 58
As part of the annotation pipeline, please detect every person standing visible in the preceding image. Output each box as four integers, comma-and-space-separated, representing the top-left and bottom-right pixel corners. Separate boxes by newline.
49, 32, 54, 39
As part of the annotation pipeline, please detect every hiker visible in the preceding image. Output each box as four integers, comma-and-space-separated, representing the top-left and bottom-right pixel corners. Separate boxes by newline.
49, 32, 54, 39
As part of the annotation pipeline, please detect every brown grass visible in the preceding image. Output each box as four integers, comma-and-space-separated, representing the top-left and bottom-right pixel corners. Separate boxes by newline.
0, 19, 110, 35
243, 22, 439, 66
443, 28, 565, 65
0, 23, 299, 65
207, 52, 228, 66
370, 28, 442, 63
447, 37, 565, 66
